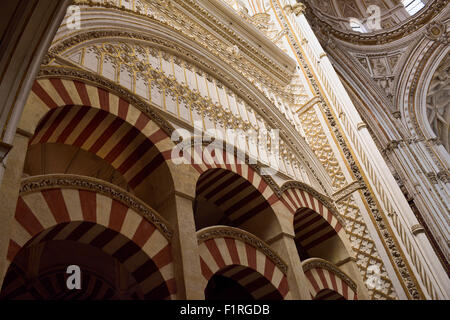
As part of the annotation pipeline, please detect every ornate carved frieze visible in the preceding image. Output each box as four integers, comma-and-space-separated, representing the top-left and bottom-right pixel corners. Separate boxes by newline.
72, 0, 295, 89
336, 195, 396, 299
332, 181, 364, 203
298, 107, 347, 189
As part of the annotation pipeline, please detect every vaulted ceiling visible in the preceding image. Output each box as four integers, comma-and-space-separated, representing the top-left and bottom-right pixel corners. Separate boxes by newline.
305, 0, 428, 33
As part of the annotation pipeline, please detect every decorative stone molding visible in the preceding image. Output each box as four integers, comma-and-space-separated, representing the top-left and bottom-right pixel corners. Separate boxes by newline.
437, 170, 450, 184
357, 122, 367, 131
38, 66, 176, 137
425, 172, 438, 185
302, 257, 357, 292
411, 224, 426, 236
283, 3, 305, 16
406, 136, 425, 144
295, 96, 320, 115
392, 111, 401, 119
298, 106, 348, 189
292, 3, 306, 16
19, 174, 173, 240
46, 26, 330, 195
332, 181, 364, 203
72, 0, 295, 87
197, 225, 288, 274
425, 21, 449, 44
272, 0, 422, 299
383, 140, 401, 153
0, 141, 13, 166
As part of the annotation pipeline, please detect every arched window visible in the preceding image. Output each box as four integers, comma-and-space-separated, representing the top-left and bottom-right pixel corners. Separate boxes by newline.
402, 0, 425, 16
349, 20, 366, 33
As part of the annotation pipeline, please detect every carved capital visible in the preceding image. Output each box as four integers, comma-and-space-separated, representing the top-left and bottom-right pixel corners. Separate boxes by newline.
425, 172, 438, 184
411, 224, 425, 236
292, 3, 306, 16
0, 141, 13, 165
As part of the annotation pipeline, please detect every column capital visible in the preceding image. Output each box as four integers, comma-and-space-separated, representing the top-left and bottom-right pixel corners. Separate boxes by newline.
284, 2, 306, 16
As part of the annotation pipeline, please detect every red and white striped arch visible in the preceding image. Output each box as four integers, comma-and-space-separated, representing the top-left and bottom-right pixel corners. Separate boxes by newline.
184, 145, 279, 207
304, 266, 358, 300
27, 78, 175, 189
198, 236, 290, 300
7, 188, 176, 300
196, 168, 279, 226
281, 187, 343, 234
1, 264, 130, 300
281, 187, 347, 256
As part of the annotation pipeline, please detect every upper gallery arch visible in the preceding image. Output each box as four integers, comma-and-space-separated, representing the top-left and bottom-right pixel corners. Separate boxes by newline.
45, 1, 335, 195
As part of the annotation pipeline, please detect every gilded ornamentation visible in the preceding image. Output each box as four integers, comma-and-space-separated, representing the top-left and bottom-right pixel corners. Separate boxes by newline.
272, 0, 425, 299
337, 196, 396, 299
298, 107, 347, 189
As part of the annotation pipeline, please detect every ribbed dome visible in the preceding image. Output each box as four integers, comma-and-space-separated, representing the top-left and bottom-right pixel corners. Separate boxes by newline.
305, 0, 428, 33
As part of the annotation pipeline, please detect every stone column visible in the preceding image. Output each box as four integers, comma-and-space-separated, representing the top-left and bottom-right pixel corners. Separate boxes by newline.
0, 0, 71, 183
267, 232, 311, 300
157, 191, 205, 300
335, 257, 369, 300
263, 201, 311, 300
0, 131, 30, 288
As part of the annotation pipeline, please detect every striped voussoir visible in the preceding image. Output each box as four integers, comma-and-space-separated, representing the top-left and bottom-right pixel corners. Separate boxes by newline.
198, 237, 290, 300
28, 78, 174, 191
313, 289, 345, 300
281, 188, 344, 251
1, 264, 124, 300
7, 188, 176, 300
304, 266, 357, 300
196, 167, 279, 226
